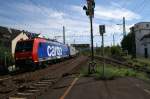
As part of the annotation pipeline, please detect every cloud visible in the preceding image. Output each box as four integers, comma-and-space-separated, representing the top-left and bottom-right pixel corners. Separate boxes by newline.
72, 3, 141, 21
95, 5, 141, 21
0, 1, 136, 45
16, 4, 91, 35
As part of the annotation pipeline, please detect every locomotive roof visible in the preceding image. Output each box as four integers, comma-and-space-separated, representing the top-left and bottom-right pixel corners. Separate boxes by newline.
18, 37, 66, 45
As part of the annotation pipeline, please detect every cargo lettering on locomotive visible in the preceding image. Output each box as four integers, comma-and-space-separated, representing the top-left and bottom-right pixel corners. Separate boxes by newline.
47, 45, 63, 57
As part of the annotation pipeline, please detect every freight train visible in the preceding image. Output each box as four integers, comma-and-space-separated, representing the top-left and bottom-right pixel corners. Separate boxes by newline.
15, 38, 78, 70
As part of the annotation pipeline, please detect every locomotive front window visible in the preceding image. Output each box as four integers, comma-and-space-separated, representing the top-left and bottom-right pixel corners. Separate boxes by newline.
15, 41, 33, 52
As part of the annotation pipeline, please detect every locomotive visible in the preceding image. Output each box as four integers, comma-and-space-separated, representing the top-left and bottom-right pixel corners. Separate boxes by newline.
15, 37, 78, 70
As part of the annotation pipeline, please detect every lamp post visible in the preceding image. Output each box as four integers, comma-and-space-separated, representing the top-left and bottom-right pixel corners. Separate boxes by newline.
116, 17, 126, 37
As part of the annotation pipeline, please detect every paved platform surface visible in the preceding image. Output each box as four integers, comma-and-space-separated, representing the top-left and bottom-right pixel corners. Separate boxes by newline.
38, 75, 150, 99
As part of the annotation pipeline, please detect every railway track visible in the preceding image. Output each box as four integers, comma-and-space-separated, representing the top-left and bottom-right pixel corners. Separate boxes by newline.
0, 56, 88, 99
95, 56, 150, 75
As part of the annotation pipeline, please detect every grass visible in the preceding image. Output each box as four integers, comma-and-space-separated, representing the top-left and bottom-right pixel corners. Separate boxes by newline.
124, 55, 150, 66
80, 63, 149, 81
94, 65, 138, 80
136, 58, 150, 66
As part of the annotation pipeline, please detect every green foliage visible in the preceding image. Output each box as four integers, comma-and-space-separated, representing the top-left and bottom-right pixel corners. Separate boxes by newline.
95, 45, 122, 57
80, 49, 91, 56
121, 33, 132, 53
110, 45, 121, 56
0, 44, 14, 66
80, 63, 149, 81
121, 32, 136, 57
79, 45, 122, 57
95, 67, 115, 80
94, 65, 137, 80
124, 55, 150, 66
95, 46, 112, 56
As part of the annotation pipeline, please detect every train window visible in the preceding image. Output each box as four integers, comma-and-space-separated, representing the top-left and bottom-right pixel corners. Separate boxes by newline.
15, 40, 33, 52
146, 24, 149, 28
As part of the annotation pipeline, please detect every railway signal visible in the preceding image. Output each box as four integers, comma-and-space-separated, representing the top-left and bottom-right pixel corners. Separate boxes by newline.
99, 25, 106, 78
99, 25, 105, 35
83, 0, 96, 74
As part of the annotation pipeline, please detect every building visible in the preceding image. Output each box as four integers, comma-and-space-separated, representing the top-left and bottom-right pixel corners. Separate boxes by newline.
131, 22, 150, 58
71, 44, 90, 51
0, 26, 39, 57
11, 32, 29, 57
140, 34, 150, 58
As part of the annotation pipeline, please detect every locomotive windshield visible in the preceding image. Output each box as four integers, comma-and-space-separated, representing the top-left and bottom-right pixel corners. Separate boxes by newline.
15, 40, 33, 52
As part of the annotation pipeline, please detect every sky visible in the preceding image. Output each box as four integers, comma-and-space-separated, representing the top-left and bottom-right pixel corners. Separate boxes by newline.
0, 0, 150, 46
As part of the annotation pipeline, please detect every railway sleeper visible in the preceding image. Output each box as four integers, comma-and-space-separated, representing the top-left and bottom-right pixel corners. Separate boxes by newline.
41, 79, 56, 82
17, 92, 34, 96
33, 83, 49, 86
10, 88, 46, 99
28, 85, 46, 89
11, 88, 41, 98
9, 93, 37, 99
27, 89, 40, 93
9, 96, 27, 99
9, 94, 33, 99
37, 81, 52, 84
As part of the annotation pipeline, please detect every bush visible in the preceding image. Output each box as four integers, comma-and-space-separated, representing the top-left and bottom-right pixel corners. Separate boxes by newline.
111, 45, 121, 56
0, 45, 14, 67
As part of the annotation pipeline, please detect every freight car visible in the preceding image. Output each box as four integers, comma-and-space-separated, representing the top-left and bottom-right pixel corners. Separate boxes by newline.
15, 38, 78, 70
69, 46, 79, 57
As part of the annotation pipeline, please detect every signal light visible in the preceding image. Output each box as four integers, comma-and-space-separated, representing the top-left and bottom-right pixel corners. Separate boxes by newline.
86, 11, 89, 16
92, 1, 95, 8
83, 0, 95, 17
83, 5, 87, 10
83, 6, 89, 16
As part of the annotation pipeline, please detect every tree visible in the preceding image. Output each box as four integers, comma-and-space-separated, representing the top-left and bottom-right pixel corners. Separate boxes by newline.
0, 44, 14, 67
111, 45, 121, 56
121, 31, 136, 57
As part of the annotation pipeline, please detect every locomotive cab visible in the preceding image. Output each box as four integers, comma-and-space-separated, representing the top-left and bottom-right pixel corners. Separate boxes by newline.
15, 40, 34, 69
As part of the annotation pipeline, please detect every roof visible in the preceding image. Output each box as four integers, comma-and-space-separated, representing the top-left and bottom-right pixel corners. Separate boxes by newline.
135, 22, 150, 25
17, 37, 65, 45
0, 26, 39, 41
141, 33, 150, 41
10, 29, 22, 40
0, 26, 20, 41
23, 31, 40, 39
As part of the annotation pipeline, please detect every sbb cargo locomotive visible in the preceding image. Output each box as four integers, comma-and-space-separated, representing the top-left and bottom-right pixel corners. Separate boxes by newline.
15, 38, 78, 70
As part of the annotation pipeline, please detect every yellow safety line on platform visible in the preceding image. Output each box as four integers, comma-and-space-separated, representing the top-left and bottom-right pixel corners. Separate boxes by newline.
59, 75, 80, 99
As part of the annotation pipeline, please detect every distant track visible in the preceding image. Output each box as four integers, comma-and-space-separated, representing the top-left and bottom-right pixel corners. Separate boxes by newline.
95, 56, 150, 75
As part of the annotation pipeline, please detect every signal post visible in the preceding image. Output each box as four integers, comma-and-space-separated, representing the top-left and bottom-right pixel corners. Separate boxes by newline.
83, 0, 96, 74
99, 25, 106, 78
